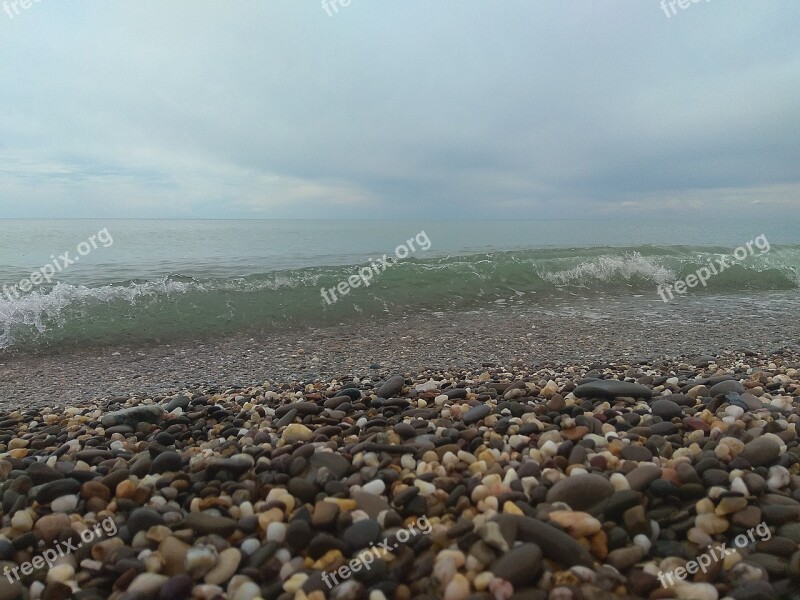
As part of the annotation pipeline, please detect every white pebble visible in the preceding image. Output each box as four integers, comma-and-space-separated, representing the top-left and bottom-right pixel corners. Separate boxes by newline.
610, 473, 630, 491
266, 522, 286, 543
240, 538, 261, 556
50, 494, 78, 513
361, 480, 386, 495
633, 534, 651, 553
725, 405, 744, 419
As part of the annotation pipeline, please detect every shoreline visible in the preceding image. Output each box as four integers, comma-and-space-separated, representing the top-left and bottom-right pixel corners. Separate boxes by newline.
2, 295, 800, 408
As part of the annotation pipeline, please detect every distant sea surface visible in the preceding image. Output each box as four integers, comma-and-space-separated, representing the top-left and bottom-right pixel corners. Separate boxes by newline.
1, 219, 798, 353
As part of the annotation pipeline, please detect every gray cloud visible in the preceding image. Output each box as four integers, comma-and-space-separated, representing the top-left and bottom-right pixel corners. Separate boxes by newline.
1, 1, 798, 218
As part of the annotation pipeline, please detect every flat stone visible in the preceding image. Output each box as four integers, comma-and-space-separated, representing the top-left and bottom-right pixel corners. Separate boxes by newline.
151, 450, 183, 474
607, 545, 646, 571
129, 507, 166, 535
25, 463, 64, 486
620, 445, 653, 462
101, 405, 165, 428
651, 399, 682, 420
158, 574, 193, 600
626, 464, 662, 491
574, 380, 653, 400
309, 452, 351, 479
740, 437, 781, 467
490, 543, 543, 587
204, 547, 241, 585
312, 501, 339, 529
351, 490, 392, 519
205, 456, 254, 480
463, 404, 491, 425
343, 519, 381, 551
545, 474, 613, 510
650, 421, 678, 436
709, 380, 746, 396
184, 512, 238, 537
377, 375, 405, 398
493, 514, 594, 568
33, 479, 82, 504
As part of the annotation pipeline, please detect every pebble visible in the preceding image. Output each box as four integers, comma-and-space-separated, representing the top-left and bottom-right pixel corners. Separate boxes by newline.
281, 423, 313, 443
740, 437, 781, 467
0, 353, 796, 599
204, 548, 241, 585
650, 398, 682, 419
545, 473, 613, 510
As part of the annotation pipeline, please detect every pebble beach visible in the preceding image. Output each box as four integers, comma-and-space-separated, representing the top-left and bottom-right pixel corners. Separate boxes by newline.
2, 342, 800, 600
2, 1, 798, 598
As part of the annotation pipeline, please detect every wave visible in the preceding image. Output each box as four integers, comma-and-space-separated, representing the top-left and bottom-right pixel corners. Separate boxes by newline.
2, 244, 798, 352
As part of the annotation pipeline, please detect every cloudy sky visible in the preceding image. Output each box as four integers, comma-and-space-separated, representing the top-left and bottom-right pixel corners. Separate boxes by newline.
1, 1, 798, 219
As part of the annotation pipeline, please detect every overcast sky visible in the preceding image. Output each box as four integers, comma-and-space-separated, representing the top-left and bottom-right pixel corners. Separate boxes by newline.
1, 1, 798, 219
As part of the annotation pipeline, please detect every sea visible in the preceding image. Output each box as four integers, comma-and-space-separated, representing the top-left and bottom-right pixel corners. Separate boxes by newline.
0, 219, 798, 353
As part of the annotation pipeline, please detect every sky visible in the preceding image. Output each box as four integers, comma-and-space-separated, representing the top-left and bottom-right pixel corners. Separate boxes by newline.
0, 1, 798, 220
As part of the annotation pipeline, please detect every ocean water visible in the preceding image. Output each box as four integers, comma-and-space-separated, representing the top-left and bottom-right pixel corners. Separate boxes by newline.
0, 219, 798, 353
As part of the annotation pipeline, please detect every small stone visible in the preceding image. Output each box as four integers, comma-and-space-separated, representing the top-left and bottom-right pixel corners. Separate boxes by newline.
46, 564, 75, 584
313, 501, 340, 529
361, 480, 386, 495
35, 513, 71, 544
159, 574, 193, 600
184, 513, 238, 537
606, 545, 645, 571
574, 380, 653, 399
50, 494, 79, 513
709, 380, 745, 396
620, 445, 653, 462
651, 399, 682, 420
282, 423, 313, 443
377, 375, 405, 398
204, 547, 241, 585
343, 519, 381, 550
151, 450, 183, 473
463, 404, 491, 425
443, 573, 470, 600
101, 404, 165, 428
185, 545, 218, 578
672, 582, 719, 600
547, 511, 602, 538
127, 573, 168, 595
625, 464, 662, 491
129, 507, 166, 535
160, 536, 191, 576
11, 511, 33, 532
